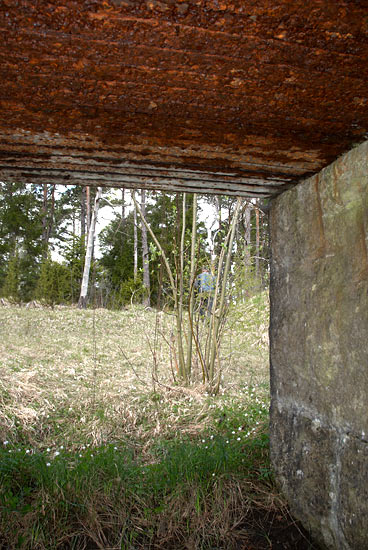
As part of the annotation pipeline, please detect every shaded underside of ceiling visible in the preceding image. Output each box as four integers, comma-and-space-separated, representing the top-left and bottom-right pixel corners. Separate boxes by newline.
0, 0, 367, 197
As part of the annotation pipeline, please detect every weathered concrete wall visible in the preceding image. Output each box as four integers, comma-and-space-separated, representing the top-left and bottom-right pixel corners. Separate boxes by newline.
269, 140, 368, 549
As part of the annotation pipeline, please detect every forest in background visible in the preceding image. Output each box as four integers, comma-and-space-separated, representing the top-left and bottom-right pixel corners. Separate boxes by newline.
0, 183, 269, 308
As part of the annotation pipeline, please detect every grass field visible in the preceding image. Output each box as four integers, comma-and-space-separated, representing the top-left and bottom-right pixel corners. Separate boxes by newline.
0, 295, 318, 549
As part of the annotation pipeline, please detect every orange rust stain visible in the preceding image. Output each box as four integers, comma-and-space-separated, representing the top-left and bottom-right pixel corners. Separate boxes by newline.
0, 0, 367, 186
313, 174, 327, 259
332, 162, 344, 206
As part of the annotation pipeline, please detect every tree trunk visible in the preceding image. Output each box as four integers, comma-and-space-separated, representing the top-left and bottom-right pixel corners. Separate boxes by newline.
176, 193, 187, 381
243, 200, 252, 300
243, 201, 252, 263
260, 209, 268, 287
41, 184, 56, 259
132, 190, 138, 282
80, 186, 86, 241
208, 198, 242, 389
78, 187, 103, 308
46, 185, 55, 245
186, 193, 197, 378
42, 184, 48, 259
86, 186, 91, 235
255, 203, 260, 284
121, 189, 125, 222
131, 193, 183, 377
157, 262, 164, 309
141, 189, 150, 307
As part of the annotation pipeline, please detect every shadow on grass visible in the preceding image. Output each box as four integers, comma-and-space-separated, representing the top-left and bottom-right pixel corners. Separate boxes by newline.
0, 426, 320, 550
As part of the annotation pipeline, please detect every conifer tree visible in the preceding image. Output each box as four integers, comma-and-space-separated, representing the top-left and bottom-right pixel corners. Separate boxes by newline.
1, 248, 20, 302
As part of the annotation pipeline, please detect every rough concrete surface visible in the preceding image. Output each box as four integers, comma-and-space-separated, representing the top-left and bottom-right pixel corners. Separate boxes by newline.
269, 140, 368, 549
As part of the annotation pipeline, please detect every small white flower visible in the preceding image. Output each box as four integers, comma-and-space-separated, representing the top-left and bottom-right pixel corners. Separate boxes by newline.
46, 448, 50, 452
46, 462, 51, 467
237, 437, 241, 441
202, 439, 205, 443
210, 435, 214, 440
238, 427, 242, 431
54, 451, 60, 457
3, 441, 9, 446
26, 449, 30, 454
114, 446, 118, 450
226, 440, 229, 444
60, 445, 64, 450
232, 431, 235, 434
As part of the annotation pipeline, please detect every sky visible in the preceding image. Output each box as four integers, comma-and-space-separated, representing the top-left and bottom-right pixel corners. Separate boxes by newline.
52, 187, 218, 261
94, 189, 218, 258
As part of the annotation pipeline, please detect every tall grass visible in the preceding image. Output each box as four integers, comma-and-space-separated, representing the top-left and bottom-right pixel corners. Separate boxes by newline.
1, 397, 273, 550
0, 296, 317, 549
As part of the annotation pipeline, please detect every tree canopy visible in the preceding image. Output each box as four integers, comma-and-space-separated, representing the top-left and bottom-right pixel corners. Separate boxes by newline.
0, 184, 269, 307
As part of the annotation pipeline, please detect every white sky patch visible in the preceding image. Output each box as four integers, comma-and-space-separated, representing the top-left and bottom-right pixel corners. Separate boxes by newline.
95, 190, 217, 259
51, 187, 217, 260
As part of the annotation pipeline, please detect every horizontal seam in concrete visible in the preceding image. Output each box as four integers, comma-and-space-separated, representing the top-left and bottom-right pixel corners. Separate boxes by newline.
272, 396, 368, 443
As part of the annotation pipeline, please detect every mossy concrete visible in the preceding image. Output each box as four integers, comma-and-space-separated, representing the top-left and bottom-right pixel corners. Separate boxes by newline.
269, 140, 368, 549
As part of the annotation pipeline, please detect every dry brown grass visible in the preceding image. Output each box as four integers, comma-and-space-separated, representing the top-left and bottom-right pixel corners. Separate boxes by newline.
0, 296, 269, 451
0, 296, 321, 550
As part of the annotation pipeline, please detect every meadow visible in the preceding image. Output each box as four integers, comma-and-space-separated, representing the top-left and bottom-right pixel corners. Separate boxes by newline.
0, 295, 317, 549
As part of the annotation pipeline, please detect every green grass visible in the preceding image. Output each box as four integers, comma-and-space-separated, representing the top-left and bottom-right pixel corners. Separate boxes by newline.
0, 295, 305, 550
0, 401, 272, 549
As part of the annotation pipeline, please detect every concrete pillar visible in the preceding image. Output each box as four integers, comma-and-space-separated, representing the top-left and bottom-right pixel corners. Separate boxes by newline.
269, 141, 368, 549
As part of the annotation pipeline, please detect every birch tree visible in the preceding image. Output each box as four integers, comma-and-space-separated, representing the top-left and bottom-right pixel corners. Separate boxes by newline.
132, 190, 138, 282
86, 186, 91, 235
121, 189, 125, 237
78, 186, 103, 308
141, 189, 150, 307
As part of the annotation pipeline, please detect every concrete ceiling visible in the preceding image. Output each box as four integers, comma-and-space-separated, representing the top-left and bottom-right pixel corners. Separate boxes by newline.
0, 1, 367, 198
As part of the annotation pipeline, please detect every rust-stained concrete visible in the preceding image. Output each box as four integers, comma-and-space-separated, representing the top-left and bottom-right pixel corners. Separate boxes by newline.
1, 1, 368, 196
270, 139, 368, 550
